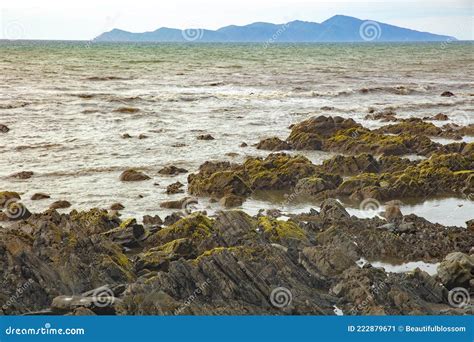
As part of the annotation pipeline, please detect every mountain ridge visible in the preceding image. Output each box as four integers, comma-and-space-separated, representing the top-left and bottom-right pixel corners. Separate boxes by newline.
94, 15, 456, 42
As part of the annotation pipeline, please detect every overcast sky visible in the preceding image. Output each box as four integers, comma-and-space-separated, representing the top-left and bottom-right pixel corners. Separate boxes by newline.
1, 0, 473, 40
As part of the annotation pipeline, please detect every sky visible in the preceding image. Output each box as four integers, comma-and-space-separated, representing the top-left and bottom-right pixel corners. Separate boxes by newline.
0, 0, 473, 40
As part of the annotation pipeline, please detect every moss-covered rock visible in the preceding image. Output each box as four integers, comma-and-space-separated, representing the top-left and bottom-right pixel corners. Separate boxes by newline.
258, 216, 309, 245
256, 137, 291, 151
321, 154, 380, 175
323, 127, 439, 156
287, 116, 361, 150
375, 118, 442, 137
146, 214, 215, 247
188, 153, 330, 200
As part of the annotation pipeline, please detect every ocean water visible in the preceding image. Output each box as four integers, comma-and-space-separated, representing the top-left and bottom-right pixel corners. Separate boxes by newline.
0, 41, 473, 224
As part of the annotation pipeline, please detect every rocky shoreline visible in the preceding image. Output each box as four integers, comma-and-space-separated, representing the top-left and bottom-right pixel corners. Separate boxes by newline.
1, 114, 473, 316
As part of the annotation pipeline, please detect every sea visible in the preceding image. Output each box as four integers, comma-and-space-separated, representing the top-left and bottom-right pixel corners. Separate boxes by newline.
0, 41, 473, 226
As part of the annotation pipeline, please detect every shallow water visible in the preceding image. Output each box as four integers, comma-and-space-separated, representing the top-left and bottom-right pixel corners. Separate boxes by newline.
0, 41, 473, 224
357, 258, 440, 276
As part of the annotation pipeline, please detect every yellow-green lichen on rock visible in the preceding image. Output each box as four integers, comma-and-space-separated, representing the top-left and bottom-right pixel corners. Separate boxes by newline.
147, 213, 214, 246
258, 216, 308, 244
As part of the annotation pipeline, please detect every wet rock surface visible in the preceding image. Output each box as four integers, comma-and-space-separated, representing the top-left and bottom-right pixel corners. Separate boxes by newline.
119, 169, 151, 182
257, 115, 473, 157
1, 114, 472, 316
0, 202, 471, 316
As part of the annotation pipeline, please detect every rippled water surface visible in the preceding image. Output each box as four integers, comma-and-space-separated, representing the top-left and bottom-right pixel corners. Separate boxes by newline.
1, 41, 473, 223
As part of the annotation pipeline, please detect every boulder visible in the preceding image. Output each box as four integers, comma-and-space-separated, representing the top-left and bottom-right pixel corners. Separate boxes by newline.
256, 137, 291, 151
0, 124, 10, 133
219, 194, 244, 208
110, 203, 125, 211
166, 181, 184, 194
49, 200, 71, 209
119, 169, 151, 182
319, 199, 350, 221
437, 252, 474, 290
143, 215, 163, 227
31, 193, 50, 201
431, 113, 449, 121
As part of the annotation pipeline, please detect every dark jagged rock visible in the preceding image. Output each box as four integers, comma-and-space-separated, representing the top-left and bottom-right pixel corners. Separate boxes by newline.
0, 209, 134, 315
143, 215, 163, 227
256, 137, 291, 151
321, 154, 380, 175
332, 266, 448, 315
103, 218, 146, 248
0, 124, 10, 133
166, 181, 184, 194
188, 153, 326, 200
437, 252, 473, 290
0, 203, 471, 316
441, 91, 455, 97
319, 199, 350, 222
287, 116, 361, 150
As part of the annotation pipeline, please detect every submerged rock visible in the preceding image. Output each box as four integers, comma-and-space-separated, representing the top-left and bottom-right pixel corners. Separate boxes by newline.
31, 193, 50, 201
158, 165, 188, 176
197, 134, 215, 141
10, 171, 34, 179
0, 124, 10, 133
166, 181, 184, 194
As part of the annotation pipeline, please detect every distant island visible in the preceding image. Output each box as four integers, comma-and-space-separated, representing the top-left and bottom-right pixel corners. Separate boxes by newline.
94, 15, 455, 42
